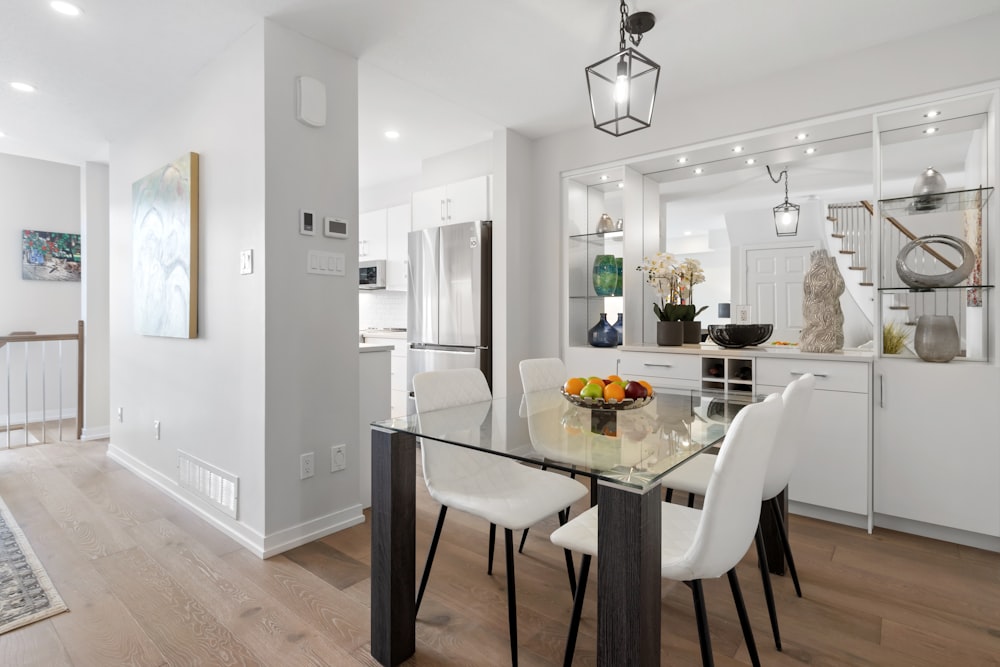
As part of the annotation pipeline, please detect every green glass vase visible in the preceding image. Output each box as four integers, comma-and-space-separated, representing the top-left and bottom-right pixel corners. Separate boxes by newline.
593, 254, 617, 296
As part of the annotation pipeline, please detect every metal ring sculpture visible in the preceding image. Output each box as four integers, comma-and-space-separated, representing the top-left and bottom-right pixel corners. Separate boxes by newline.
895, 234, 976, 289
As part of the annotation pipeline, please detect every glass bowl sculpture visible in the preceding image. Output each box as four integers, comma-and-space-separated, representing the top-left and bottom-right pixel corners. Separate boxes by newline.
707, 324, 774, 348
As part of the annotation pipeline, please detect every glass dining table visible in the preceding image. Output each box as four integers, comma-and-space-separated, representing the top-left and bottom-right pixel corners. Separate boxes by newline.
369, 384, 755, 666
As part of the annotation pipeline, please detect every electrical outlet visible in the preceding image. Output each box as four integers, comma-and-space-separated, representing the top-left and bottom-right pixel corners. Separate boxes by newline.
117, 407, 123, 423
300, 452, 315, 479
331, 444, 347, 472
153, 420, 160, 440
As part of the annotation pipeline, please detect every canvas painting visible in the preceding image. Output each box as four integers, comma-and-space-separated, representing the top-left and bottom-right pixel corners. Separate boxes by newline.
21, 230, 81, 281
132, 152, 199, 338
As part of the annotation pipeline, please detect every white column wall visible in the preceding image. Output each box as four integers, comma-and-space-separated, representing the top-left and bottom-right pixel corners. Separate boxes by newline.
81, 161, 110, 439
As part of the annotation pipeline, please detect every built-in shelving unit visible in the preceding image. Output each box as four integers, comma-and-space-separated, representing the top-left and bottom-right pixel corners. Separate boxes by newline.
700, 356, 754, 393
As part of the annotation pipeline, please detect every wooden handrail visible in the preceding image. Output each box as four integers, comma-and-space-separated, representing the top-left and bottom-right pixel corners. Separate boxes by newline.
2, 320, 84, 441
861, 200, 958, 270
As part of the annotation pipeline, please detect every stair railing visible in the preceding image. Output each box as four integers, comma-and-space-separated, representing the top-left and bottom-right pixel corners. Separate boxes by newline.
1, 320, 84, 447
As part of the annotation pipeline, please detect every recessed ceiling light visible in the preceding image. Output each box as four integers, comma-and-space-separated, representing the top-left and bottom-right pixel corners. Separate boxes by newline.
617, 183, 624, 189
683, 231, 692, 236
601, 174, 608, 181
0, 131, 5, 138
50, 1, 82, 16
804, 147, 816, 155
677, 157, 688, 164
795, 133, 809, 140
10, 82, 36, 93
923, 127, 938, 135
732, 145, 744, 153
693, 167, 703, 175
924, 110, 940, 118
745, 158, 756, 165
384, 130, 400, 140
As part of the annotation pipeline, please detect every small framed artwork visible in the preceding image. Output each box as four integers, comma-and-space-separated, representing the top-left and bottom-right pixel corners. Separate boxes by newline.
324, 217, 349, 239
299, 209, 316, 236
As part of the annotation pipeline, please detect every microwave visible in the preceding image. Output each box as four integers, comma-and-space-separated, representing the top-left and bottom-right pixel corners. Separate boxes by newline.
359, 260, 386, 289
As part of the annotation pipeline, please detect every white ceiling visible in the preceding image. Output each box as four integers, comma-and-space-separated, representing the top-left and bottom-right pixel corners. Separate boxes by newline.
3, 0, 1000, 188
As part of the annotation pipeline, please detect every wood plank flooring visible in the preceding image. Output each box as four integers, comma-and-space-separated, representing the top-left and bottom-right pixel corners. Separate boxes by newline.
2, 433, 1000, 665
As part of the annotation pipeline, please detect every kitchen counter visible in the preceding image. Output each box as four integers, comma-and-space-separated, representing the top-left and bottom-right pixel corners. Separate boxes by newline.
619, 343, 874, 363
361, 328, 407, 340
360, 343, 393, 353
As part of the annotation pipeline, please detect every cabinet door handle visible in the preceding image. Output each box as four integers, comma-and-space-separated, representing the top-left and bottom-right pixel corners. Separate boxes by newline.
879, 374, 885, 408
446, 198, 453, 219
790, 371, 827, 378
440, 200, 446, 220
643, 363, 673, 368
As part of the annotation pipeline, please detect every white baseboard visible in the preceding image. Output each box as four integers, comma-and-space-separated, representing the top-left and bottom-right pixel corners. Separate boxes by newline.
80, 425, 110, 440
789, 501, 869, 531
107, 443, 366, 559
874, 513, 1000, 553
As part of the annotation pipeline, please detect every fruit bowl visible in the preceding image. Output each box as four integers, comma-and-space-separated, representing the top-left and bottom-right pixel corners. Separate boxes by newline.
707, 324, 774, 348
560, 390, 654, 411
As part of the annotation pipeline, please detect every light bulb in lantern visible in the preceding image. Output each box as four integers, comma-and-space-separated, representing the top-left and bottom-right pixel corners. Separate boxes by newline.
613, 59, 629, 104
779, 211, 792, 227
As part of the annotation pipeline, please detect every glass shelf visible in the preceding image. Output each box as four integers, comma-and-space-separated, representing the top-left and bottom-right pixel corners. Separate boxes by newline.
879, 187, 994, 216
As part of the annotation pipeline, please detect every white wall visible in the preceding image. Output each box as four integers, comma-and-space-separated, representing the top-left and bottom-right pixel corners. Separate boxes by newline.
532, 12, 1000, 360
81, 161, 110, 439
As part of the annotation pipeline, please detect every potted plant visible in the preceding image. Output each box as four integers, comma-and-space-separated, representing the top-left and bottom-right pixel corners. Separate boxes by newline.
676, 258, 708, 343
638, 252, 684, 346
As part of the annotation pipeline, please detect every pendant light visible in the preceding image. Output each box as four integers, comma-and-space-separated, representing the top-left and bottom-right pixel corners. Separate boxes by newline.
767, 165, 799, 237
586, 1, 660, 137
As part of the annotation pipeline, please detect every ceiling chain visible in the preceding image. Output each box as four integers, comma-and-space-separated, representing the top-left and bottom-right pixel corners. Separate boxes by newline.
619, 0, 643, 51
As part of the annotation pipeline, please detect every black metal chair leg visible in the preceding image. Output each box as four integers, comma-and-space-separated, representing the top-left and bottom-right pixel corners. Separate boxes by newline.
727, 568, 761, 667
687, 492, 696, 508
416, 505, 448, 614
488, 522, 496, 575
754, 526, 782, 650
518, 528, 529, 553
557, 509, 577, 598
563, 554, 591, 667
665, 487, 674, 503
769, 497, 802, 597
690, 579, 714, 667
504, 528, 519, 667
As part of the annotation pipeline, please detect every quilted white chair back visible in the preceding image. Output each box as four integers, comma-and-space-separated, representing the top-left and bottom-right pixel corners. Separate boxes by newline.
519, 357, 567, 393
681, 393, 784, 579
761, 373, 815, 501
412, 368, 502, 494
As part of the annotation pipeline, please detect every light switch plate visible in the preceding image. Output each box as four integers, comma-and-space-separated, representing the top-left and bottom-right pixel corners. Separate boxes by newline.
306, 250, 345, 276
240, 249, 254, 275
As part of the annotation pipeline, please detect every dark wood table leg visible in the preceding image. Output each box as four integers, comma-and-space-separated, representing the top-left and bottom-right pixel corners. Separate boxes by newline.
370, 427, 416, 666
597, 482, 662, 666
759, 488, 788, 576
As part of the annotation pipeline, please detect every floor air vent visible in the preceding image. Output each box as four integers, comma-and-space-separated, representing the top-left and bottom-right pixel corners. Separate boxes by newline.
177, 451, 239, 519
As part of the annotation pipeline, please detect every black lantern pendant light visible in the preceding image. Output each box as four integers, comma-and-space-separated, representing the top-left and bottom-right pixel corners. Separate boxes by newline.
586, 1, 660, 137
767, 165, 799, 236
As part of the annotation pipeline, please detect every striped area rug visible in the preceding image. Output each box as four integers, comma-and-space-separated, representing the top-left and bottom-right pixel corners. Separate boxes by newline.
0, 496, 68, 634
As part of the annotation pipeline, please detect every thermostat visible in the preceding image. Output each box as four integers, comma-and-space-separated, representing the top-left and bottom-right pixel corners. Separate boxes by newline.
324, 217, 349, 239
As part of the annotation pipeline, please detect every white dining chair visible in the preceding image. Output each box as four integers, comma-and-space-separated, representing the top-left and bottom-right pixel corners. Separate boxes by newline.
412, 368, 589, 666
550, 393, 785, 667
518, 357, 567, 393
660, 373, 815, 651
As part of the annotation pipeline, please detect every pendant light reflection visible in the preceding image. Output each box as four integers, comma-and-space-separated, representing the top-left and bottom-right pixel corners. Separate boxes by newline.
586, 1, 660, 137
767, 165, 799, 237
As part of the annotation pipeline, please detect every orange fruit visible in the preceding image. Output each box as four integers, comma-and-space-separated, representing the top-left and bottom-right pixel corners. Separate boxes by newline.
638, 380, 653, 396
564, 377, 586, 395
603, 382, 625, 402
586, 377, 606, 387
606, 374, 623, 383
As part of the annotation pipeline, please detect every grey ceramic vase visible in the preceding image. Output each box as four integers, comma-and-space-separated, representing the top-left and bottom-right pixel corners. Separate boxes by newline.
800, 249, 845, 353
682, 320, 702, 344
914, 315, 960, 362
656, 320, 683, 346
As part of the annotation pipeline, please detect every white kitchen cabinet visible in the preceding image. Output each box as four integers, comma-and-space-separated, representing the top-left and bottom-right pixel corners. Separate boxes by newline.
618, 350, 700, 389
385, 203, 410, 291
757, 356, 872, 521
358, 209, 387, 260
411, 175, 490, 231
874, 359, 1000, 537
363, 335, 409, 417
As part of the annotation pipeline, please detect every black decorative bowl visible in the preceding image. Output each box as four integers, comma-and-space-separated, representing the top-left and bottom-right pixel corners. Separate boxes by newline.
707, 324, 774, 348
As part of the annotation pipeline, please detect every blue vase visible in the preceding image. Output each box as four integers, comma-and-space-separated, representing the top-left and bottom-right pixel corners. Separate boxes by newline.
613, 313, 623, 345
593, 255, 617, 296
588, 313, 618, 347
614, 258, 623, 296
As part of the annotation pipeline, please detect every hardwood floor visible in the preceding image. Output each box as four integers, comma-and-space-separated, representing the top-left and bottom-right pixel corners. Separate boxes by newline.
2, 434, 1000, 665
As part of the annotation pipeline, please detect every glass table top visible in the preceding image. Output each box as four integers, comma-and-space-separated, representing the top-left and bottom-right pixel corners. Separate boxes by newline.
371, 385, 755, 492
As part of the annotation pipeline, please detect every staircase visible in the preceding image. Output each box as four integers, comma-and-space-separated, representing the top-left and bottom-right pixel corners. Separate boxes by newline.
825, 201, 875, 328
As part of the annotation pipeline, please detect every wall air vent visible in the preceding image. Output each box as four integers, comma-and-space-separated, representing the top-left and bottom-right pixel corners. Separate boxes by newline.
177, 450, 239, 519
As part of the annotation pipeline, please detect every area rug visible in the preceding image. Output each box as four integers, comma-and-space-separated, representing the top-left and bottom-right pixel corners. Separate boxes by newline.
0, 497, 68, 634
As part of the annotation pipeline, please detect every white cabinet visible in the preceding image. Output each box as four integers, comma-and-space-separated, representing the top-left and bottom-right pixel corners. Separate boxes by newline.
363, 336, 409, 417
358, 209, 387, 260
757, 356, 872, 519
385, 203, 410, 291
411, 175, 490, 231
618, 351, 700, 389
874, 359, 1000, 537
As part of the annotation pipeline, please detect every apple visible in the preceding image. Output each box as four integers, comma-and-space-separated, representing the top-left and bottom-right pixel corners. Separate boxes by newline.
624, 381, 647, 399
580, 383, 604, 399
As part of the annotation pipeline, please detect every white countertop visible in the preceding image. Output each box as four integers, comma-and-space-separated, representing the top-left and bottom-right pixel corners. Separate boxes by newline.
360, 343, 394, 353
360, 329, 407, 340
619, 343, 874, 362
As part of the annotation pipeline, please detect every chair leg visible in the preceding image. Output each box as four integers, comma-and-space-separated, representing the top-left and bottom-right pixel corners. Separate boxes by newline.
557, 509, 577, 598
504, 528, 519, 667
518, 527, 529, 553
769, 497, 802, 597
690, 579, 714, 667
754, 527, 781, 651
727, 568, 761, 667
488, 523, 496, 575
687, 492, 696, 508
665, 487, 674, 503
563, 554, 591, 667
416, 505, 448, 614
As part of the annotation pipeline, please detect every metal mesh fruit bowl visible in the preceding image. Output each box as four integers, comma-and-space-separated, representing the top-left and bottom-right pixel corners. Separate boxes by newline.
561, 390, 653, 411
707, 324, 774, 348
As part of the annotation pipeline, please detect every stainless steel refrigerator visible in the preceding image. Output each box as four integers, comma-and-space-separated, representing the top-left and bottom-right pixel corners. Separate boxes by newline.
407, 221, 492, 412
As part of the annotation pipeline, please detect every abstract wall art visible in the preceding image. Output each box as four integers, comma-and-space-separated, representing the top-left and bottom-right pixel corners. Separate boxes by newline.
132, 152, 200, 338
21, 230, 82, 281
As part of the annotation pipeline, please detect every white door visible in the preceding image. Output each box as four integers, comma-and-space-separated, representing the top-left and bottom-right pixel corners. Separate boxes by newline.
744, 244, 815, 343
